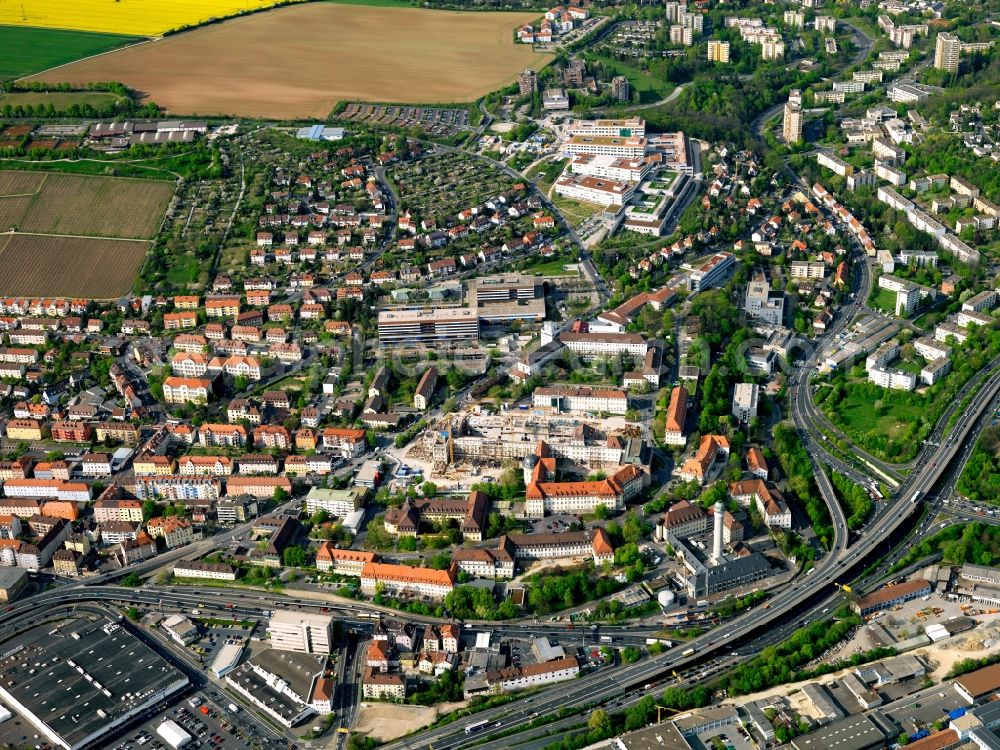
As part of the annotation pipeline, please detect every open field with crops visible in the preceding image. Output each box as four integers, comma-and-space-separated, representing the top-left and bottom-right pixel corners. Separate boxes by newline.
0, 234, 149, 298
0, 26, 140, 78
29, 3, 550, 118
0, 171, 173, 238
0, 172, 46, 195
0, 0, 290, 36
0, 170, 173, 298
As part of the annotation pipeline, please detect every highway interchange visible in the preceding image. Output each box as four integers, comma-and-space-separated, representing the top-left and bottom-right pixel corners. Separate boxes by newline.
2, 240, 998, 750
2, 334, 998, 750
1, 148, 998, 750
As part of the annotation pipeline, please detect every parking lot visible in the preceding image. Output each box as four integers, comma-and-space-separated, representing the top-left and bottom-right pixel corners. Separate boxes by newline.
530, 515, 577, 534
689, 726, 755, 750
340, 103, 470, 136
115, 688, 291, 750
194, 623, 256, 670
506, 636, 611, 673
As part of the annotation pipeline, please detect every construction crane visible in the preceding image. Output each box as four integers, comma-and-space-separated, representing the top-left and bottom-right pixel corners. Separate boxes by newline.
656, 705, 682, 723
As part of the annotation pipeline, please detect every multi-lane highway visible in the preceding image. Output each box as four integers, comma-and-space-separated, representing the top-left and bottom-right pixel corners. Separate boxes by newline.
1, 230, 995, 750
4, 358, 995, 750
376, 243, 1000, 748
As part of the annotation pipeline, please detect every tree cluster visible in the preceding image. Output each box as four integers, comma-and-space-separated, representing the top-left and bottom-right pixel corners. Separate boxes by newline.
525, 565, 626, 615
957, 424, 1000, 504
773, 424, 832, 549
718, 610, 864, 695
827, 470, 873, 531
898, 522, 1000, 570
443, 585, 519, 621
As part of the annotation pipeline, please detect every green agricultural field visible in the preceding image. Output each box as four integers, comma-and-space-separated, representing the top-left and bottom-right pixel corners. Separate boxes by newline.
0, 90, 122, 109
584, 53, 674, 103
325, 0, 413, 6
0, 26, 141, 78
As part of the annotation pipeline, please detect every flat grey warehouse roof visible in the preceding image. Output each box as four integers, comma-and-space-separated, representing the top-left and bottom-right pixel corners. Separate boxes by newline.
0, 611, 188, 750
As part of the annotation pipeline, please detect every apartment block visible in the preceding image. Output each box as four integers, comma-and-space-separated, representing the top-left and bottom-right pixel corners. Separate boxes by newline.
268, 610, 336, 654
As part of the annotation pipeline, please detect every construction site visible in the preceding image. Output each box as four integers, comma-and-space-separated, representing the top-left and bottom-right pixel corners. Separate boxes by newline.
410, 411, 651, 476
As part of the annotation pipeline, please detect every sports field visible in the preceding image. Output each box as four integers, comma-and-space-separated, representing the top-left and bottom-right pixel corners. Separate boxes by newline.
28, 4, 550, 118
0, 26, 140, 78
0, 0, 289, 36
0, 170, 174, 298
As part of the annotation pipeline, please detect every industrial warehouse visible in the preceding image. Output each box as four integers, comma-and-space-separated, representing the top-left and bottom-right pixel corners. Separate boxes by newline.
0, 608, 189, 750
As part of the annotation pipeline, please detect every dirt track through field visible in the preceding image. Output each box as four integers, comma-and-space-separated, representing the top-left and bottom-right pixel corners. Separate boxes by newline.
0, 171, 173, 239
29, 4, 551, 118
0, 170, 173, 298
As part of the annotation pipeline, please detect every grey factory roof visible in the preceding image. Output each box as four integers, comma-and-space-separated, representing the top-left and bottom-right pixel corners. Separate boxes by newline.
701, 552, 771, 586
673, 705, 738, 734
801, 682, 843, 721
0, 613, 188, 750
0, 566, 27, 591
615, 722, 691, 750
248, 648, 327, 703
971, 727, 1000, 750
791, 713, 887, 750
972, 699, 1000, 727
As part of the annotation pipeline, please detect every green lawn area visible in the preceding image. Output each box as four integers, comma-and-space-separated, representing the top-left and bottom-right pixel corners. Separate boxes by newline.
0, 149, 211, 180
583, 53, 674, 103
834, 388, 925, 440
217, 245, 249, 276
841, 16, 883, 42
0, 159, 178, 179
552, 192, 608, 227
0, 26, 141, 78
518, 258, 579, 277
525, 157, 566, 193
0, 91, 122, 109
868, 286, 898, 315
895, 358, 923, 375
165, 255, 203, 288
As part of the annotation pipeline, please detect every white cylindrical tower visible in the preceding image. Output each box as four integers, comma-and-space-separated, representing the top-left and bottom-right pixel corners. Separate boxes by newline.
712, 500, 724, 561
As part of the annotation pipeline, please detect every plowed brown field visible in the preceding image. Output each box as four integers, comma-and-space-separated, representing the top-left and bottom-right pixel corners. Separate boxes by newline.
0, 170, 173, 298
0, 234, 149, 298
14, 173, 173, 238
28, 4, 550, 118
0, 171, 173, 238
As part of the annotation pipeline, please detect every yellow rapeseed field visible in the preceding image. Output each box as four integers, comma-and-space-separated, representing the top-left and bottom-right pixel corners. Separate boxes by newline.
0, 0, 288, 36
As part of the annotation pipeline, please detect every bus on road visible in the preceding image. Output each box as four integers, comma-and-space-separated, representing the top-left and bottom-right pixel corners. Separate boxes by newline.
466, 720, 490, 735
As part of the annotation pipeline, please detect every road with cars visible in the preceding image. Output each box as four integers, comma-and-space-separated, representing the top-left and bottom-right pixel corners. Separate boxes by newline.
4, 128, 997, 750
4, 357, 997, 750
